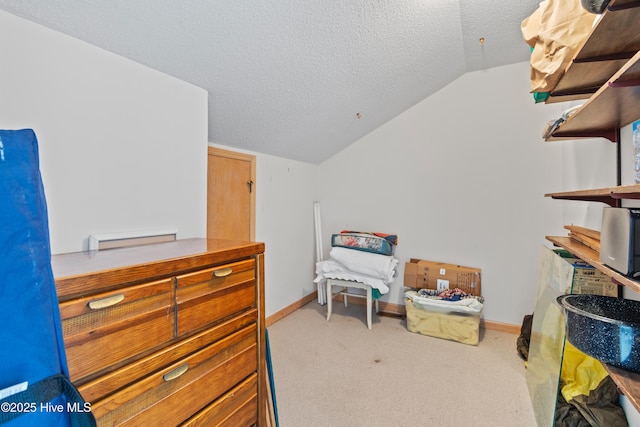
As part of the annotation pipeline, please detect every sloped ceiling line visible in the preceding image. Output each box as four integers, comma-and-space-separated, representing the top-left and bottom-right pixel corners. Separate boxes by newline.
0, 0, 540, 164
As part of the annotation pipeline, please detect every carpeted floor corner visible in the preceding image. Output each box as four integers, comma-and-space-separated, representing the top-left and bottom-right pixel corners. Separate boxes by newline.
267, 300, 536, 427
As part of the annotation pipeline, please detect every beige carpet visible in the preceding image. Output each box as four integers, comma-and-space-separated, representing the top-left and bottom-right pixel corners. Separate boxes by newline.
267, 300, 536, 427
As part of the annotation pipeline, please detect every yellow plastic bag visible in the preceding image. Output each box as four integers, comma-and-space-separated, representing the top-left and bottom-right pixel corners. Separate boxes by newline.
560, 341, 609, 402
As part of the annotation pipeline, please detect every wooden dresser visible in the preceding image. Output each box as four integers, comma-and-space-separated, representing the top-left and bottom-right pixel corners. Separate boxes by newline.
51, 238, 266, 426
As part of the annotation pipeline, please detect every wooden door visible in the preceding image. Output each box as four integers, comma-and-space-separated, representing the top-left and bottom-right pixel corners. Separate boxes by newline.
207, 147, 256, 241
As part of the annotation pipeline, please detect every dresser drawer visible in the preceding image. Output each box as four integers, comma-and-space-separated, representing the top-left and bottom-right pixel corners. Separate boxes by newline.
78, 309, 258, 403
59, 278, 174, 382
181, 373, 257, 427
176, 259, 256, 336
91, 323, 258, 426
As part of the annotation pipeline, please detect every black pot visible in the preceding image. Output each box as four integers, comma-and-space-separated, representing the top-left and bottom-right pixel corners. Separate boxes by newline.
557, 294, 640, 373
581, 0, 610, 14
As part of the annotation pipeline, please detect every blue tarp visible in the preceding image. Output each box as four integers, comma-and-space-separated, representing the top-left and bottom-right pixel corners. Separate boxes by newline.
0, 129, 94, 426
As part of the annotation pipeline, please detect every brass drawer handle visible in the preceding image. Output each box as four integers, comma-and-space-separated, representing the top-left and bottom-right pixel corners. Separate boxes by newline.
87, 293, 125, 310
163, 364, 189, 382
213, 267, 233, 278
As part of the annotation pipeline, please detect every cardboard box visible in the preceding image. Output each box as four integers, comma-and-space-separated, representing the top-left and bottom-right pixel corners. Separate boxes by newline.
553, 249, 619, 297
404, 258, 481, 296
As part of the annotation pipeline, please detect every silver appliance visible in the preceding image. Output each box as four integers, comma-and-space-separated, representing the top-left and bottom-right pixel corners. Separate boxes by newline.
600, 207, 640, 276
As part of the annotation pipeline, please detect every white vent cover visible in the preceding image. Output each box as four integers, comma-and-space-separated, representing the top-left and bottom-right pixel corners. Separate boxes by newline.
88, 229, 177, 251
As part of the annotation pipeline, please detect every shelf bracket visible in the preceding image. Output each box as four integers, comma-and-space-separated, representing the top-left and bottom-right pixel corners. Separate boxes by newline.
549, 87, 599, 98
611, 191, 640, 200
608, 79, 640, 88
550, 195, 618, 207
573, 51, 637, 63
552, 128, 619, 142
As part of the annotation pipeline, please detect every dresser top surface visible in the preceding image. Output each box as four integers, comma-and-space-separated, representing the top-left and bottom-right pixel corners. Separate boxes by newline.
51, 238, 264, 280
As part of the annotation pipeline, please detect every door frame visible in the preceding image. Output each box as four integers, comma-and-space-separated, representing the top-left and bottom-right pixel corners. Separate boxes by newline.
207, 146, 256, 241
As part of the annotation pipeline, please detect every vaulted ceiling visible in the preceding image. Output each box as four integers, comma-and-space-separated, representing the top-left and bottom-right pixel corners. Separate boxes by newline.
0, 1, 541, 164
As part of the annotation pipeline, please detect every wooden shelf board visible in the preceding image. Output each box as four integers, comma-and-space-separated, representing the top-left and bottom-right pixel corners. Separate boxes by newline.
610, 183, 640, 199
544, 187, 618, 205
573, 1, 640, 62
605, 365, 640, 414
546, 236, 640, 292
545, 184, 640, 202
545, 187, 613, 197
546, 0, 640, 103
550, 50, 640, 139
548, 60, 628, 104
607, 0, 640, 12
543, 0, 640, 414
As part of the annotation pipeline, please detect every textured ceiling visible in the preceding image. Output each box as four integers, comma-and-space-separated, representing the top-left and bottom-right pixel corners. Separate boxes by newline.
0, 1, 541, 164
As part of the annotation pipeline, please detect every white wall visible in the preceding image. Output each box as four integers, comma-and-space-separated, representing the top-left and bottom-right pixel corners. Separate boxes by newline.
560, 138, 617, 230
0, 11, 208, 254
255, 154, 318, 315
317, 62, 590, 325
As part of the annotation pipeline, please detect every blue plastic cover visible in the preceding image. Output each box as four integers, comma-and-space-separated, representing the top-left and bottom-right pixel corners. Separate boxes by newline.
0, 129, 93, 426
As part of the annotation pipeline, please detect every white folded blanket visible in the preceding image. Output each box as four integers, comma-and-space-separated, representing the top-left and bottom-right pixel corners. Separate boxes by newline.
404, 290, 483, 314
314, 260, 390, 294
329, 247, 398, 282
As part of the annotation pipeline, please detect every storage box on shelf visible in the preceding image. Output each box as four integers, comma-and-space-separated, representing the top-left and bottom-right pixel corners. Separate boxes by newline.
51, 238, 266, 426
552, 249, 619, 297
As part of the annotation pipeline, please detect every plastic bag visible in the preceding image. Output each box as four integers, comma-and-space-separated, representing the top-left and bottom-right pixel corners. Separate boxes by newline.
557, 342, 628, 427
